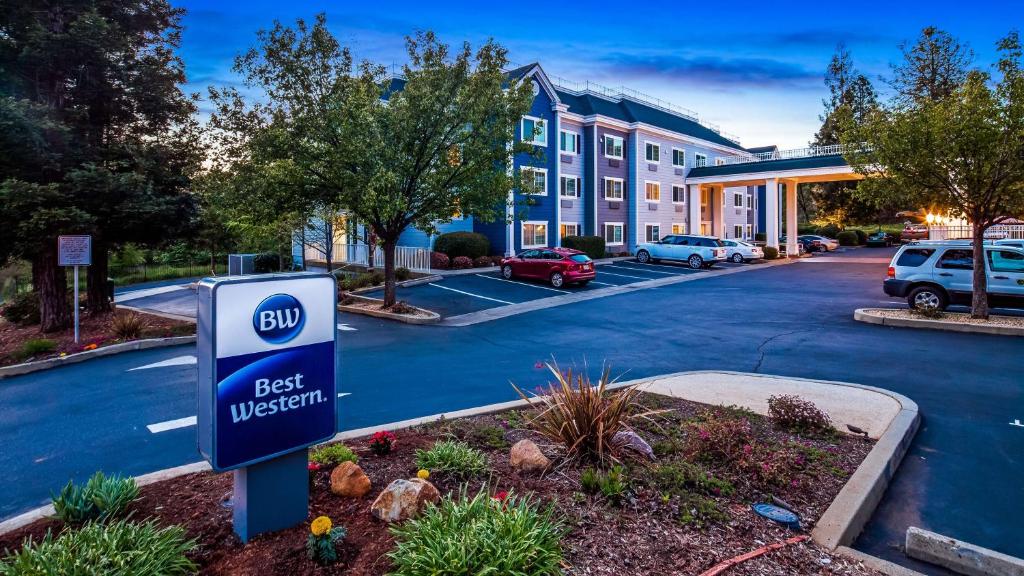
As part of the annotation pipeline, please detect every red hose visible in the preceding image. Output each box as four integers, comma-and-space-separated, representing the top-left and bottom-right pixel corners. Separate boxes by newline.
699, 535, 810, 576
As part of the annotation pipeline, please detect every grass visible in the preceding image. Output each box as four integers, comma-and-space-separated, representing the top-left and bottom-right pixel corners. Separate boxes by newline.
52, 472, 139, 524
415, 440, 489, 479
309, 443, 358, 466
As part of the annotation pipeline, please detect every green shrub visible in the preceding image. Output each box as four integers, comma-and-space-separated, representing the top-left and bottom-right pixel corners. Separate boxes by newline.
1, 292, 40, 326
388, 490, 565, 576
20, 339, 56, 358
52, 472, 139, 524
0, 519, 195, 576
647, 462, 734, 498
675, 492, 729, 527
562, 235, 605, 260
768, 395, 832, 434
309, 443, 358, 466
580, 466, 628, 504
763, 246, 779, 260
433, 232, 490, 260
797, 224, 818, 234
253, 252, 280, 273
852, 228, 868, 245
395, 267, 412, 281
415, 440, 488, 478
836, 230, 859, 246
816, 223, 842, 238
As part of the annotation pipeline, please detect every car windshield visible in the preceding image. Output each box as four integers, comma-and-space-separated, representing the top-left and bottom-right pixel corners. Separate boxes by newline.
569, 254, 591, 263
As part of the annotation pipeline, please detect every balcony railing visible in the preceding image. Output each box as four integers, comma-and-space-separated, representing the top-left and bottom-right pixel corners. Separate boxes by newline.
715, 143, 859, 166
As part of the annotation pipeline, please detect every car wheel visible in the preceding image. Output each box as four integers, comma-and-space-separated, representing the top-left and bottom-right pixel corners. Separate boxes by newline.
637, 250, 651, 264
501, 265, 514, 279
550, 272, 564, 288
731, 252, 744, 264
688, 254, 703, 269
908, 286, 948, 310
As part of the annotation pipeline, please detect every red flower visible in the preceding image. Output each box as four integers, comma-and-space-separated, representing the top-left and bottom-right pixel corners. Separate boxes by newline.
494, 490, 509, 501
308, 462, 322, 472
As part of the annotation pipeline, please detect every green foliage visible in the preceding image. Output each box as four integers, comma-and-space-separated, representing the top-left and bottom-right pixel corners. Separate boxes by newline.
20, 339, 56, 358
306, 526, 347, 566
433, 232, 490, 260
388, 490, 565, 576
52, 472, 139, 524
675, 492, 729, 527
444, 420, 509, 450
253, 252, 281, 273
110, 312, 145, 340
395, 267, 412, 281
815, 223, 843, 238
415, 440, 488, 478
0, 519, 195, 576
852, 228, 868, 244
763, 246, 779, 260
309, 443, 358, 466
835, 230, 859, 246
110, 244, 146, 267
2, 293, 41, 326
561, 235, 606, 259
647, 462, 734, 499
579, 466, 627, 504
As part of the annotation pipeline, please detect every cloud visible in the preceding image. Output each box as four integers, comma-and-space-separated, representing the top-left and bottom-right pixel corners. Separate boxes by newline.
598, 52, 820, 90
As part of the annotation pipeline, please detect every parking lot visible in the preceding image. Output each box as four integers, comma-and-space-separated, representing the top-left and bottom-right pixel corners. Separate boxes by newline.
367, 259, 760, 318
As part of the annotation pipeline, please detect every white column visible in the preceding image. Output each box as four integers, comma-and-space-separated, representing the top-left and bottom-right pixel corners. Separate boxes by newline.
785, 180, 798, 256
765, 178, 779, 249
713, 186, 725, 238
553, 105, 564, 247
688, 184, 702, 235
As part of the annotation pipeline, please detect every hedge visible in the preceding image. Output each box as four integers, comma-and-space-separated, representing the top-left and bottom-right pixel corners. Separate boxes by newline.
763, 246, 779, 260
852, 228, 868, 245
815, 224, 842, 239
253, 252, 280, 273
433, 232, 490, 260
836, 231, 859, 246
562, 235, 605, 259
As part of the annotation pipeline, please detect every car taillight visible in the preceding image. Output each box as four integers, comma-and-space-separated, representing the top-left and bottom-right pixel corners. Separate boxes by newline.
887, 266, 895, 278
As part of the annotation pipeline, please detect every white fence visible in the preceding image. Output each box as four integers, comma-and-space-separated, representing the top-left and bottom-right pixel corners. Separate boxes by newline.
928, 224, 1024, 240
303, 243, 432, 273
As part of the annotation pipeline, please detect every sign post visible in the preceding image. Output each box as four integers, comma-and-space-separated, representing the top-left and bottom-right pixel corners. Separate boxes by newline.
196, 273, 337, 542
58, 235, 92, 343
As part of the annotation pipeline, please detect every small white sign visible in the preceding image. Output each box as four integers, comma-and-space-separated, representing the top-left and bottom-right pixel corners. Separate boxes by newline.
58, 235, 92, 266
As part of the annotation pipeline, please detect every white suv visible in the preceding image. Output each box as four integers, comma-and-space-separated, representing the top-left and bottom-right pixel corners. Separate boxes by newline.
635, 235, 727, 269
884, 240, 1024, 310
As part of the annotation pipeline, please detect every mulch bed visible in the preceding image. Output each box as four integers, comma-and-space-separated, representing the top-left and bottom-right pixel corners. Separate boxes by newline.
0, 309, 194, 367
0, 395, 883, 575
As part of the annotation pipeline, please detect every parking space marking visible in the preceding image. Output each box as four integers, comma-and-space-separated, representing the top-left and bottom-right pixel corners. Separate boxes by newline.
128, 355, 197, 371
337, 323, 358, 331
474, 274, 569, 294
589, 280, 616, 286
614, 261, 692, 271
597, 270, 661, 280
1011, 419, 1023, 428
426, 283, 514, 304
607, 264, 685, 276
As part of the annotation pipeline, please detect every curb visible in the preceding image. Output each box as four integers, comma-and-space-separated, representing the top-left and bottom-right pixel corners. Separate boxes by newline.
905, 527, 1024, 576
117, 304, 197, 324
0, 336, 197, 380
854, 308, 1024, 337
337, 295, 440, 325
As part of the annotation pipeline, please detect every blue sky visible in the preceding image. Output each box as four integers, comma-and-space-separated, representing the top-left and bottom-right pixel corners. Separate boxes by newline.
178, 0, 1019, 149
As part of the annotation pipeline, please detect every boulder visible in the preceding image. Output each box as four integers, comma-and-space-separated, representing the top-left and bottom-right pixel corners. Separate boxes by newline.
330, 461, 372, 498
370, 478, 440, 522
612, 430, 655, 460
509, 439, 551, 473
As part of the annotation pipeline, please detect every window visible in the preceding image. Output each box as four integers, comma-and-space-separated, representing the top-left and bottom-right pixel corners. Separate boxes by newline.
560, 176, 580, 198
604, 135, 623, 159
896, 248, 935, 267
672, 185, 686, 203
746, 224, 752, 239
715, 157, 727, 166
672, 148, 685, 168
734, 225, 743, 239
603, 177, 623, 200
521, 221, 548, 248
560, 222, 580, 239
570, 254, 592, 263
672, 223, 685, 234
988, 250, 1024, 273
559, 130, 580, 154
734, 193, 743, 207
521, 116, 546, 146
694, 153, 707, 167
521, 167, 547, 195
645, 181, 661, 202
645, 142, 660, 163
645, 223, 661, 242
746, 194, 752, 210
936, 249, 973, 270
603, 222, 624, 245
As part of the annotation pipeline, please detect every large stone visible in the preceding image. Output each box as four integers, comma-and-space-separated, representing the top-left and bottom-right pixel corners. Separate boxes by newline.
612, 430, 655, 460
509, 439, 551, 473
370, 478, 440, 522
330, 461, 372, 498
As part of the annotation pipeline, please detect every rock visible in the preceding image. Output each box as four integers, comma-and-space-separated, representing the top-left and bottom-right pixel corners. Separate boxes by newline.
612, 430, 655, 460
370, 478, 440, 522
330, 461, 372, 498
509, 439, 551, 473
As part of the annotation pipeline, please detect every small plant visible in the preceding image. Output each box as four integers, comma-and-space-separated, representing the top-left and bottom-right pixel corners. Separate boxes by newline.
52, 471, 139, 523
910, 300, 945, 319
0, 292, 40, 326
579, 466, 628, 504
0, 519, 195, 575
306, 515, 347, 566
472, 255, 493, 268
111, 311, 146, 340
763, 246, 779, 260
415, 440, 488, 478
768, 395, 833, 434
20, 338, 56, 358
647, 462, 734, 498
417, 469, 430, 480
395, 267, 412, 281
369, 430, 396, 456
430, 252, 450, 270
448, 421, 509, 449
309, 443, 358, 466
836, 230, 859, 246
388, 490, 565, 575
674, 492, 729, 527
684, 409, 756, 466
388, 301, 418, 315
451, 255, 473, 269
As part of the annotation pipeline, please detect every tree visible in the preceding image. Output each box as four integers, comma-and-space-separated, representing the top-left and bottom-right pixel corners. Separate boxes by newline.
890, 26, 974, 104
846, 33, 1024, 318
211, 15, 536, 306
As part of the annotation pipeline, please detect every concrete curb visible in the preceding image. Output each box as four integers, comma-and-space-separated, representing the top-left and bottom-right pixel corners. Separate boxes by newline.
0, 336, 197, 380
117, 304, 197, 324
338, 295, 440, 325
835, 546, 925, 576
855, 308, 1024, 337
906, 527, 1024, 576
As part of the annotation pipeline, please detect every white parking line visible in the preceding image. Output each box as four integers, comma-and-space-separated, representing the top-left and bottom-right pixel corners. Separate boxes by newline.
337, 323, 358, 331
589, 280, 616, 286
128, 355, 197, 371
607, 264, 682, 276
597, 270, 656, 280
426, 283, 513, 304
474, 274, 569, 293
147, 393, 353, 434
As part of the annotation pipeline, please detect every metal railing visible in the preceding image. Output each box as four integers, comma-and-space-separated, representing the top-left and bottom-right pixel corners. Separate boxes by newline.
716, 143, 858, 166
304, 243, 433, 273
928, 224, 1024, 240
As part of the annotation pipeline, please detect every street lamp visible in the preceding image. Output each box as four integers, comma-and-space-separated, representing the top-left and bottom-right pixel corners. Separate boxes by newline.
925, 213, 936, 225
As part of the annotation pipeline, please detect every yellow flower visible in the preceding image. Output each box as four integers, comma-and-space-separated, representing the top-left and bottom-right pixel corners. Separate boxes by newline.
417, 469, 430, 480
310, 515, 332, 536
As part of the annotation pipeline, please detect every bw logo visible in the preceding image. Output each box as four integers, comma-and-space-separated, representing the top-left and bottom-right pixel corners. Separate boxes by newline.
253, 293, 305, 344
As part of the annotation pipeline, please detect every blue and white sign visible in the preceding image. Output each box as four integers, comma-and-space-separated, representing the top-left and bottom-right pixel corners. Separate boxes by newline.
196, 274, 337, 472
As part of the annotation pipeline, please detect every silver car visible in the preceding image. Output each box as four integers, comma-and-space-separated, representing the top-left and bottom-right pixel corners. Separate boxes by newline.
635, 234, 727, 269
721, 239, 764, 263
883, 240, 1024, 310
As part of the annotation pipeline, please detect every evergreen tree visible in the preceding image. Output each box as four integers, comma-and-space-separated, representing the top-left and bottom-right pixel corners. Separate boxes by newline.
890, 26, 974, 105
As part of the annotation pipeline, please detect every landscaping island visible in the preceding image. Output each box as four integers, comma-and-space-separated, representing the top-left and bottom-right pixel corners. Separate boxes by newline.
0, 371, 885, 575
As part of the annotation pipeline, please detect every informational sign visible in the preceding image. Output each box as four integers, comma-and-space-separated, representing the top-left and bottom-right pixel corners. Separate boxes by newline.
58, 235, 92, 266
197, 274, 338, 471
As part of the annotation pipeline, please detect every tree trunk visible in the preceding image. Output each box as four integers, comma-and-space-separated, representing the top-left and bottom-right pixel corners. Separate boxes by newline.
971, 222, 989, 319
382, 239, 397, 308
86, 238, 111, 313
36, 246, 70, 332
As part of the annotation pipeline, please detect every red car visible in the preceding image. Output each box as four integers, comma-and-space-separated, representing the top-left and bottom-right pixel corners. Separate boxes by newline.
500, 247, 596, 288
